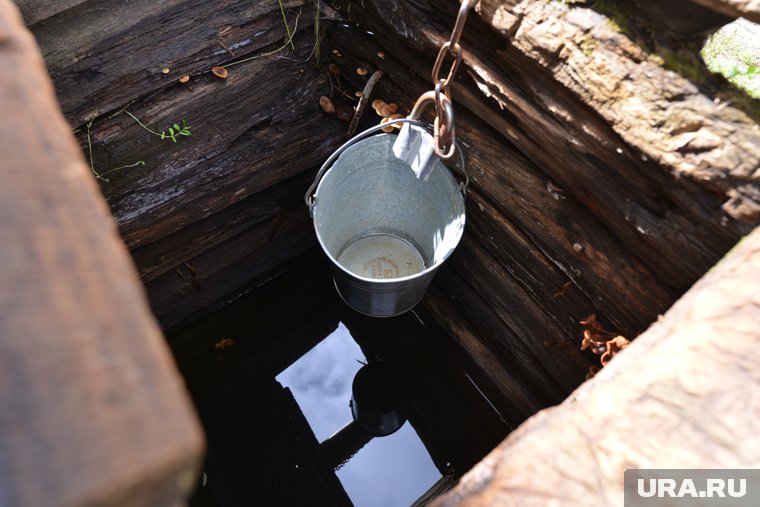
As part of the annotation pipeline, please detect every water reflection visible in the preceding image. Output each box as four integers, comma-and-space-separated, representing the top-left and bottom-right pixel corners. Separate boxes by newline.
277, 323, 440, 507
175, 256, 511, 507
277, 324, 361, 442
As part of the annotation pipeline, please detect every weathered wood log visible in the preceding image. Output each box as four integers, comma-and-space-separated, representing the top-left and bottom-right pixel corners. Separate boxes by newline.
338, 0, 758, 283
477, 0, 760, 200
12, 0, 87, 25
131, 172, 313, 283
25, 0, 756, 339
10, 0, 759, 503
19, 0, 347, 329
320, 0, 758, 413
319, 3, 672, 410
433, 225, 760, 507
423, 282, 549, 419
619, 0, 734, 35
144, 204, 316, 329
0, 2, 204, 506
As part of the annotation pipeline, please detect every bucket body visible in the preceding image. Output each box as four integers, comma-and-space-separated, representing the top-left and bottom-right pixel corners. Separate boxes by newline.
312, 133, 465, 317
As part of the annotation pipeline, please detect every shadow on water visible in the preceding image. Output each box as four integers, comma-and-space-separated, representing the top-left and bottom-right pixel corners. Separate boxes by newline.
169, 254, 510, 507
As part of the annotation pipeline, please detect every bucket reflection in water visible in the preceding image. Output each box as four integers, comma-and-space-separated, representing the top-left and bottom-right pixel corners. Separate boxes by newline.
312, 133, 465, 317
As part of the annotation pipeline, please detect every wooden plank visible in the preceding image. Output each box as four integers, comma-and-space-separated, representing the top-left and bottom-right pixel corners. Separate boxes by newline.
12, 0, 88, 25
454, 112, 676, 337
422, 284, 549, 420
145, 205, 317, 330
130, 171, 313, 283
449, 236, 591, 394
79, 35, 342, 250
32, 0, 308, 125
0, 2, 204, 506
433, 225, 760, 507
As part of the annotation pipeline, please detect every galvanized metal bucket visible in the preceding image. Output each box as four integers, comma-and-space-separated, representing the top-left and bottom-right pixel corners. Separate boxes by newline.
306, 120, 466, 317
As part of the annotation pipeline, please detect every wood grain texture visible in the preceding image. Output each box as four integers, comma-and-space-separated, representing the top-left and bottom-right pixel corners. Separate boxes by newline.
476, 0, 760, 223
322, 3, 684, 411
334, 0, 758, 289
322, 0, 758, 416
0, 1, 204, 506
28, 0, 756, 337
433, 225, 760, 507
11, 0, 88, 25
20, 0, 760, 438
23, 0, 348, 328
144, 205, 317, 329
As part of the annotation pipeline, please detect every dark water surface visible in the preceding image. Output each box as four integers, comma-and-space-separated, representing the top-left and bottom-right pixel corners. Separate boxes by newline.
170, 255, 510, 506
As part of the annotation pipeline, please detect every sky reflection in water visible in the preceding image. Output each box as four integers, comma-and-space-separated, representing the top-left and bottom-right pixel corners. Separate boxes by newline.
277, 323, 440, 507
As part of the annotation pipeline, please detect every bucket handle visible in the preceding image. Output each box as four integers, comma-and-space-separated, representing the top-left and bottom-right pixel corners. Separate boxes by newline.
305, 118, 469, 216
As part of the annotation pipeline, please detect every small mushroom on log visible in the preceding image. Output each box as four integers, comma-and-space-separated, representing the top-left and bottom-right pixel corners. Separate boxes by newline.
211, 66, 228, 79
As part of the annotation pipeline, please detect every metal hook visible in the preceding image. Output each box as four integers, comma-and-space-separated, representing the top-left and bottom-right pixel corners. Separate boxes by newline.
409, 89, 456, 160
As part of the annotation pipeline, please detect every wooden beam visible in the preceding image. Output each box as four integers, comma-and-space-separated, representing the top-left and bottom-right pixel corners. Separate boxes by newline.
475, 0, 760, 225
12, 0, 88, 25
144, 205, 317, 330
433, 226, 760, 506
0, 1, 204, 506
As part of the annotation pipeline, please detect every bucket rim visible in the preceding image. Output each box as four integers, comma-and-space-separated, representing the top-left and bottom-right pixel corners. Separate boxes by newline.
312, 133, 466, 285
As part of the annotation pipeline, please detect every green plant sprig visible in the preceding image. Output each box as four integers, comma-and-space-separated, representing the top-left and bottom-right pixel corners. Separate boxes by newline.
278, 0, 296, 51
86, 116, 145, 182
122, 109, 192, 142
223, 8, 302, 70
314, 0, 320, 63
98, 160, 146, 180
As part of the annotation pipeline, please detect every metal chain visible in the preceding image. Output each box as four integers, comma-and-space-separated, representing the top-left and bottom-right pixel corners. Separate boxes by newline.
424, 0, 478, 159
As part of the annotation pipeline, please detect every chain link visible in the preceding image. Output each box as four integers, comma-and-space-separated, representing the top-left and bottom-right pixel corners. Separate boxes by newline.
448, 0, 476, 50
422, 0, 478, 159
434, 81, 455, 159
431, 42, 462, 89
